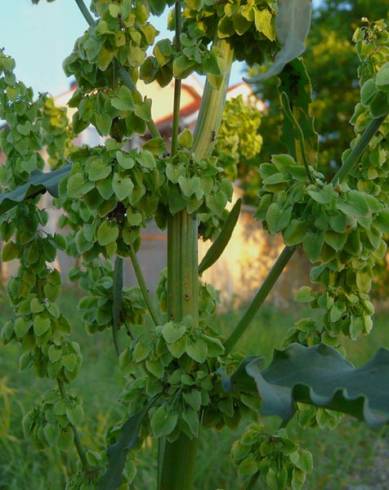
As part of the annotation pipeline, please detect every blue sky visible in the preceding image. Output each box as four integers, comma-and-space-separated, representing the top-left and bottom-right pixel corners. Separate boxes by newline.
0, 0, 246, 97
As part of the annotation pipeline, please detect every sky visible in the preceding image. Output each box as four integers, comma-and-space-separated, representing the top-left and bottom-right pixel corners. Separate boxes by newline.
0, 0, 246, 98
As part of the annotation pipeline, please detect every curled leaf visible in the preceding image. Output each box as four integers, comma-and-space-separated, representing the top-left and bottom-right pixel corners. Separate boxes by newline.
199, 199, 241, 274
246, 0, 312, 83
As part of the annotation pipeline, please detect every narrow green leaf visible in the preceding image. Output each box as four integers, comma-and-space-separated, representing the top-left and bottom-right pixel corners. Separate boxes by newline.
199, 199, 241, 274
99, 404, 151, 490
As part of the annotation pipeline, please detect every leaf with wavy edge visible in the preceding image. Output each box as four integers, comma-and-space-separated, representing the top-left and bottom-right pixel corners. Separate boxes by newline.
246, 0, 312, 83
227, 343, 389, 427
0, 163, 71, 215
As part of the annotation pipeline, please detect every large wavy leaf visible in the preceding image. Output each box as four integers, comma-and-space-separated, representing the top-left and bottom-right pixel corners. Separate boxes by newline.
227, 343, 389, 427
247, 0, 312, 82
0, 163, 71, 215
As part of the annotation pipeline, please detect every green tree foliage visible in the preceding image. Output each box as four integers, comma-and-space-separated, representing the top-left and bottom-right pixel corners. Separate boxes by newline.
216, 95, 263, 199
256, 0, 389, 173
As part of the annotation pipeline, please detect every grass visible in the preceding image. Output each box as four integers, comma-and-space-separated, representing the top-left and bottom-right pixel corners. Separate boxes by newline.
0, 287, 388, 489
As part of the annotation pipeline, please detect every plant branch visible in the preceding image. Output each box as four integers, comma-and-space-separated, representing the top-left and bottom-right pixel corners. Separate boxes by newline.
171, 0, 182, 156
192, 39, 234, 159
129, 245, 160, 326
225, 114, 388, 353
112, 256, 123, 356
75, 0, 95, 26
225, 246, 296, 354
57, 379, 89, 472
73, 0, 162, 141
333, 115, 387, 183
281, 91, 313, 183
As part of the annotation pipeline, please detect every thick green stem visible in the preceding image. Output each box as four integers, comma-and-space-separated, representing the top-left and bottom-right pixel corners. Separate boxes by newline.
129, 245, 160, 326
159, 431, 198, 490
192, 39, 234, 159
225, 114, 388, 353
159, 24, 234, 490
167, 211, 199, 323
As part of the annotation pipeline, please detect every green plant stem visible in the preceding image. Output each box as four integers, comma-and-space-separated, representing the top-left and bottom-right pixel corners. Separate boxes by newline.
112, 256, 123, 356
170, 0, 182, 156
73, 0, 162, 141
246, 472, 260, 489
159, 15, 235, 490
225, 246, 295, 354
159, 433, 198, 490
333, 115, 386, 183
129, 245, 160, 326
192, 39, 234, 159
75, 0, 95, 26
57, 379, 89, 472
225, 114, 388, 353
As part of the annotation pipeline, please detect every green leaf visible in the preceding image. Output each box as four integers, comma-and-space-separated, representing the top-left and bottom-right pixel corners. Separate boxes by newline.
14, 317, 30, 338
183, 390, 202, 411
161, 322, 187, 344
283, 219, 307, 246
48, 345, 62, 363
185, 338, 208, 363
116, 151, 135, 169
361, 79, 378, 106
247, 0, 312, 82
97, 221, 119, 246
112, 173, 134, 201
99, 407, 151, 490
111, 86, 134, 111
150, 406, 178, 438
67, 172, 94, 199
173, 55, 195, 79
229, 343, 389, 427
136, 150, 156, 169
33, 315, 51, 337
0, 164, 71, 215
376, 209, 389, 233
199, 199, 241, 274
86, 157, 111, 181
266, 203, 291, 233
324, 230, 347, 252
254, 8, 275, 41
376, 62, 389, 89
2, 241, 18, 261
294, 286, 314, 303
177, 128, 193, 148
62, 353, 78, 372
